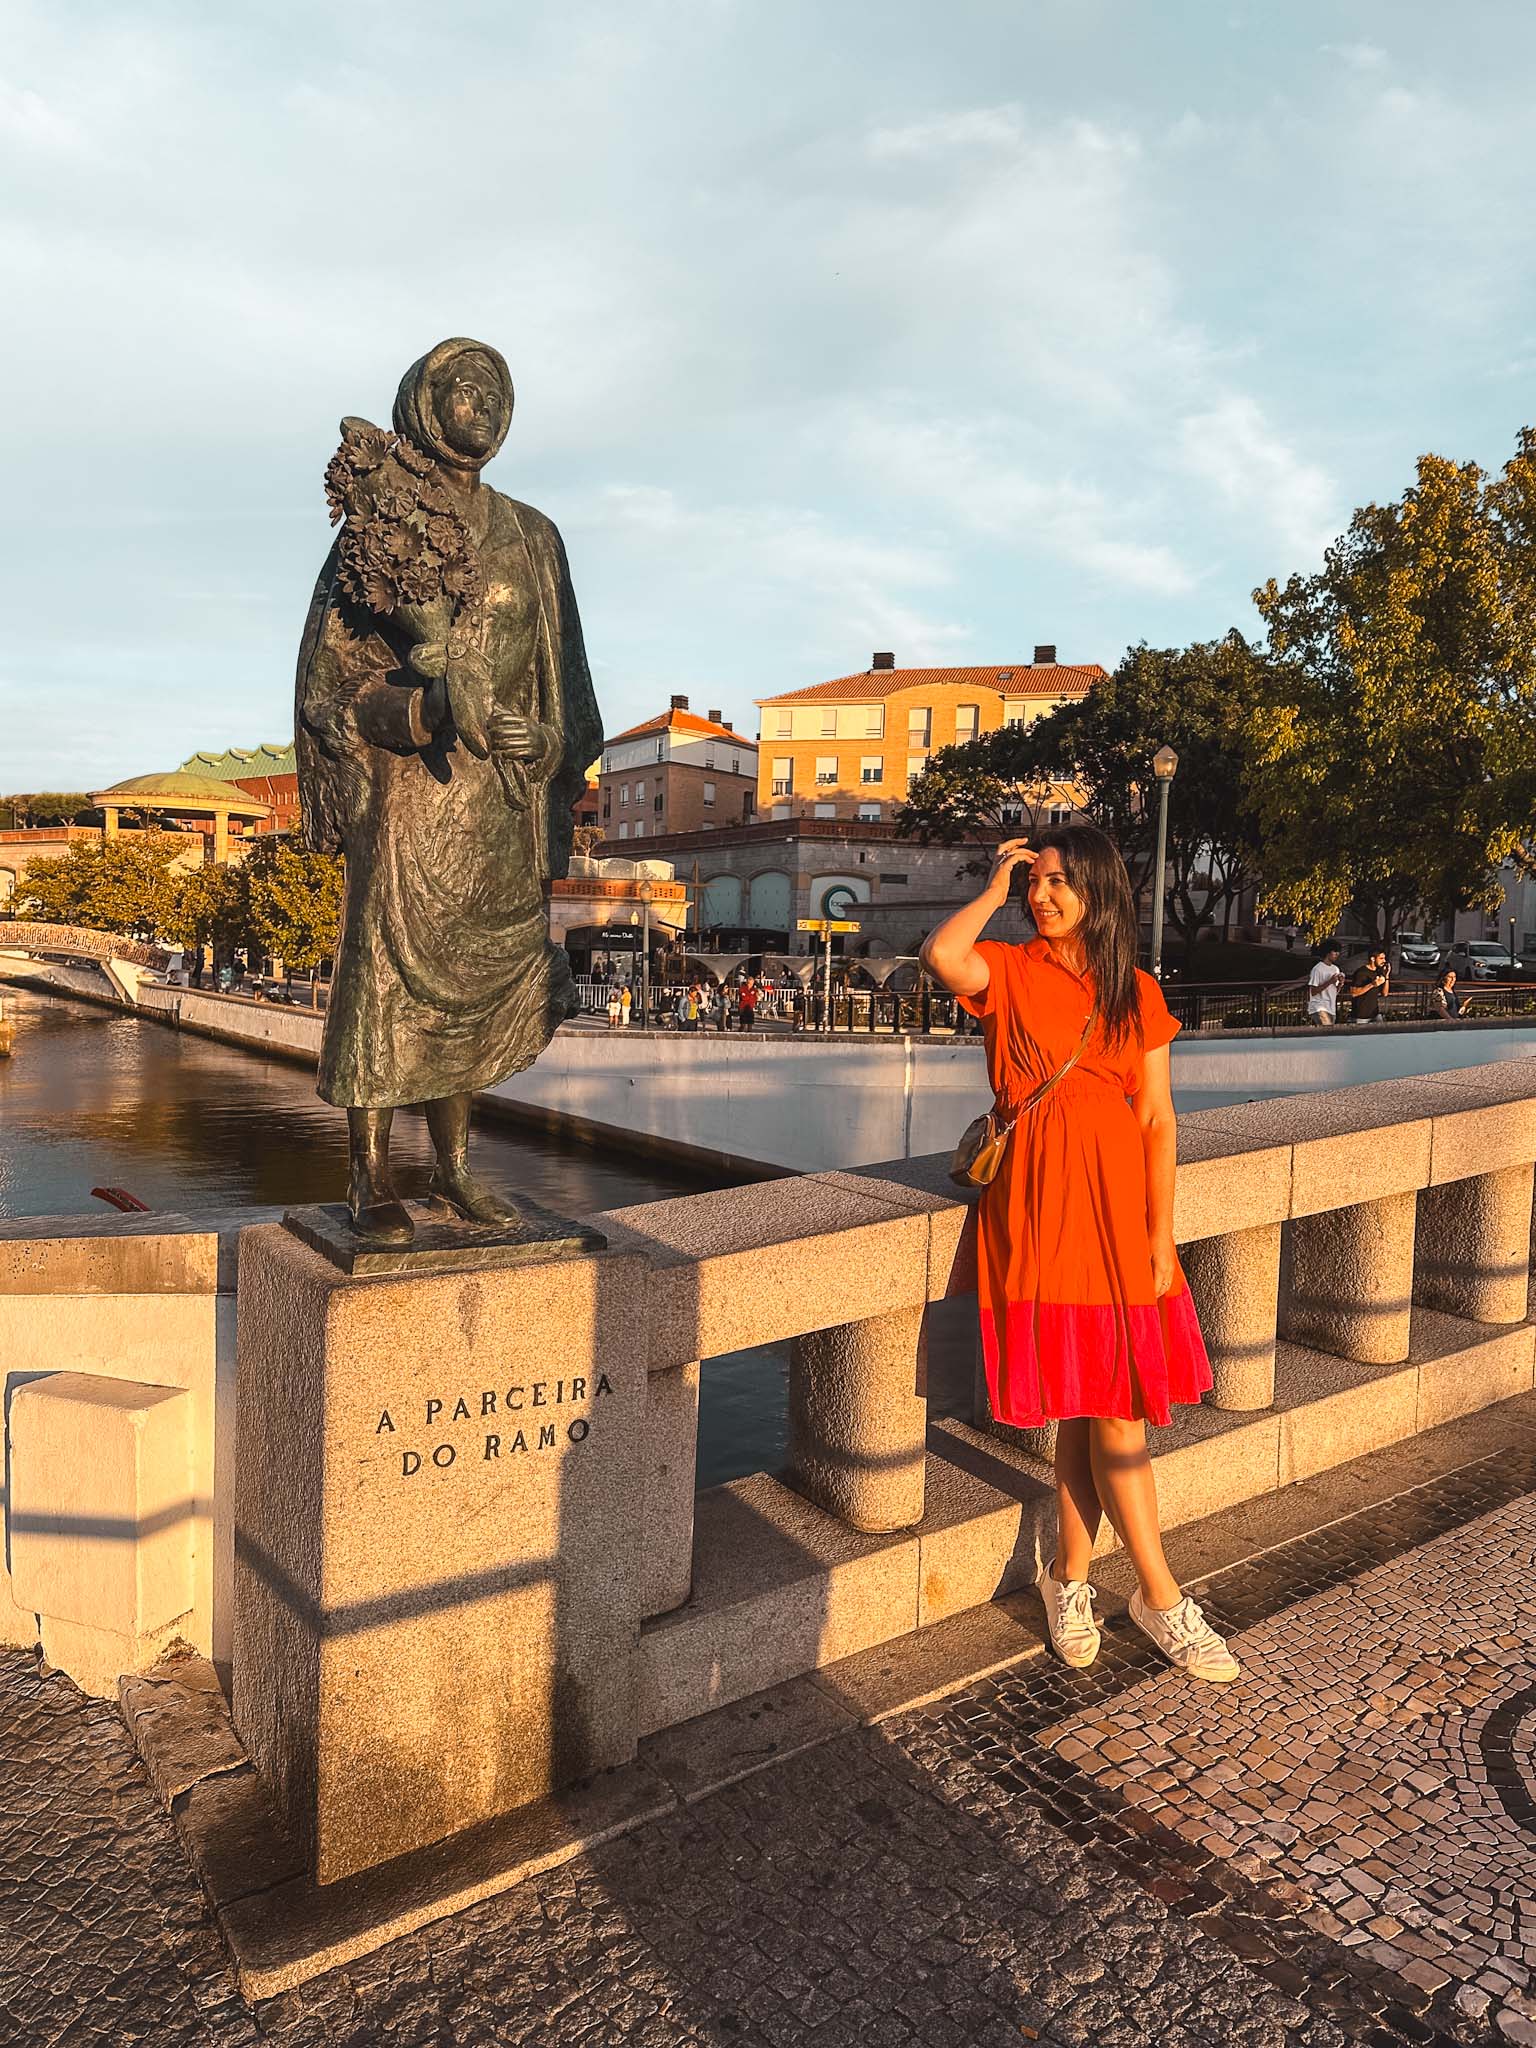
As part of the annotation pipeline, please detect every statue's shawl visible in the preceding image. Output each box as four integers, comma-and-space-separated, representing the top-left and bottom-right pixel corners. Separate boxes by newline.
294, 342, 600, 890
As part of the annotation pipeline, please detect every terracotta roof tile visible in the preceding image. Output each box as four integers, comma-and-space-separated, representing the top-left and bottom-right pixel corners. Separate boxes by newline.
757, 663, 1103, 707
605, 708, 757, 746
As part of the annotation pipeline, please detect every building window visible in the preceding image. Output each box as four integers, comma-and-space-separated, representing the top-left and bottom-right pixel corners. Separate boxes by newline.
703, 781, 716, 806
820, 709, 837, 737
860, 756, 881, 784
655, 740, 664, 762
883, 872, 908, 885
637, 778, 648, 800
633, 819, 645, 838
814, 803, 836, 818
864, 706, 884, 738
815, 756, 838, 786
601, 755, 611, 774
774, 710, 792, 738
618, 821, 630, 840
654, 793, 664, 813
858, 802, 881, 820
743, 791, 755, 818
771, 804, 790, 820
906, 755, 926, 788
1000, 804, 1024, 828
620, 783, 630, 805
771, 757, 793, 796
731, 755, 740, 775
705, 747, 715, 768
1003, 704, 1026, 727
956, 703, 979, 742
908, 706, 931, 748
601, 797, 611, 819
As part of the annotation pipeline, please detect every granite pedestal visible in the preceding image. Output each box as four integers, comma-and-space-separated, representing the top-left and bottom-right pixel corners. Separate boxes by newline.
232, 1222, 646, 1884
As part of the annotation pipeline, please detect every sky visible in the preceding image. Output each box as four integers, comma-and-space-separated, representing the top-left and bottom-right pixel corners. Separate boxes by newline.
5, 0, 1536, 791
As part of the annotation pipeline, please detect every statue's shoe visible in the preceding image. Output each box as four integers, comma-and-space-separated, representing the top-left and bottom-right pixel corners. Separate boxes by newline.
427, 1168, 529, 1232
348, 1197, 415, 1246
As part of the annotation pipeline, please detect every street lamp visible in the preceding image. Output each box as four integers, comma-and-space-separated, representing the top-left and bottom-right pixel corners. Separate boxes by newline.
637, 879, 654, 1027
1149, 745, 1179, 982
1510, 913, 1519, 980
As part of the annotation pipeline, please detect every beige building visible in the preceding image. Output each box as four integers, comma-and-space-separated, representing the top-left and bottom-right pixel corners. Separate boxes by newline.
598, 698, 757, 843
754, 646, 1104, 823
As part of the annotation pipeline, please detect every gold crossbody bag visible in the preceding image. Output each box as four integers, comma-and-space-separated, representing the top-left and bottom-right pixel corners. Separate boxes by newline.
948, 1004, 1099, 1190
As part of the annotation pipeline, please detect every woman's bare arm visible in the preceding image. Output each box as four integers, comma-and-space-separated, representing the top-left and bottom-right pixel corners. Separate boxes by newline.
919, 840, 1035, 997
1135, 1042, 1178, 1298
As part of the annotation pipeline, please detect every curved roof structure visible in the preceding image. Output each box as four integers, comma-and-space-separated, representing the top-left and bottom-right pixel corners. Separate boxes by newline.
92, 770, 272, 811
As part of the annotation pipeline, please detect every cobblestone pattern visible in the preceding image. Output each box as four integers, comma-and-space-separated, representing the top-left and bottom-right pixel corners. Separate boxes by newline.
1034, 1476, 1536, 2043
9, 1435, 1536, 2046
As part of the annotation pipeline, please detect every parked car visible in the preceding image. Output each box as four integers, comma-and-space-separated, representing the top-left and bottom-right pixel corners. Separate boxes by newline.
1449, 939, 1525, 980
1394, 931, 1442, 971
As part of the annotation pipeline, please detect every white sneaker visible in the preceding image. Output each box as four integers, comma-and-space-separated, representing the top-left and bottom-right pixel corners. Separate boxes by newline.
1036, 1561, 1101, 1668
1129, 1590, 1241, 1683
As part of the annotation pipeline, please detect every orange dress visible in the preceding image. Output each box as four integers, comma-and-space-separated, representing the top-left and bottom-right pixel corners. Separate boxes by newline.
960, 938, 1211, 1427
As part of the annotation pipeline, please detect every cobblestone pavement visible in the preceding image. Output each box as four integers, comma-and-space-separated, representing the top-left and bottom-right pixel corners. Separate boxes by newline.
8, 1421, 1536, 2047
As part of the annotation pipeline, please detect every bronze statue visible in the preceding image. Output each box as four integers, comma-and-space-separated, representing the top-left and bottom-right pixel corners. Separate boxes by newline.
295, 338, 601, 1244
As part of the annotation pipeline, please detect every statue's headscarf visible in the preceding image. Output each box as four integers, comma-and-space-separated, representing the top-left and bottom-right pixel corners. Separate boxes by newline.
392, 337, 514, 469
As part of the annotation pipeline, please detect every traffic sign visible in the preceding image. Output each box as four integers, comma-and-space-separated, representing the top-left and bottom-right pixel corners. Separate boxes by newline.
796, 918, 863, 934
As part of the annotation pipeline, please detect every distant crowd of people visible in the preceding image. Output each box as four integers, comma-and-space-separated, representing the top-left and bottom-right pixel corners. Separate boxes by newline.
601, 973, 767, 1031
1305, 944, 1464, 1026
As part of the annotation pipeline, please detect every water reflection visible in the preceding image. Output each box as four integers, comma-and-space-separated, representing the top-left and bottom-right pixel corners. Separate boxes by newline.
0, 988, 784, 1485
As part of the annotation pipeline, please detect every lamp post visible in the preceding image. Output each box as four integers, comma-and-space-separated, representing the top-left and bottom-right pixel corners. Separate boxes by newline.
1150, 745, 1179, 982
1510, 913, 1519, 981
638, 880, 654, 1027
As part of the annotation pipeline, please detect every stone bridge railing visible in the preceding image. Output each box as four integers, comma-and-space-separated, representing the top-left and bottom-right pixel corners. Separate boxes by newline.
2, 1057, 1534, 1904
0, 920, 166, 968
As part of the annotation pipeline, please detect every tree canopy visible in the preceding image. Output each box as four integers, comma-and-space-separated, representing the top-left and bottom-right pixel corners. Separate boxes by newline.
16, 837, 186, 938
243, 836, 343, 975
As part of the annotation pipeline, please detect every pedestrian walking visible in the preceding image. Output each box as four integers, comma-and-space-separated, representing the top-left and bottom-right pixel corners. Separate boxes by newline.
1306, 943, 1344, 1027
1347, 948, 1389, 1025
738, 975, 760, 1031
921, 823, 1239, 1684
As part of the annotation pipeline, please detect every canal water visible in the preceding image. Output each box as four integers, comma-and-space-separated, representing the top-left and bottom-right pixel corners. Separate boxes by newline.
0, 987, 786, 1488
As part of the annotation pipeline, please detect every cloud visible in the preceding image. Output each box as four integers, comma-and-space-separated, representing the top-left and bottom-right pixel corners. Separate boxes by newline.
1322, 40, 1388, 71
1178, 397, 1338, 566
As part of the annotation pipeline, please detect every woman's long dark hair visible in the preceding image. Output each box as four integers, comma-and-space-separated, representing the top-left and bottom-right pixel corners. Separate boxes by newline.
1029, 821, 1142, 1048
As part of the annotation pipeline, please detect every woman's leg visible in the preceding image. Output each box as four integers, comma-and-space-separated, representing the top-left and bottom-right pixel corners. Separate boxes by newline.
1087, 1416, 1182, 1611
1052, 1419, 1104, 1582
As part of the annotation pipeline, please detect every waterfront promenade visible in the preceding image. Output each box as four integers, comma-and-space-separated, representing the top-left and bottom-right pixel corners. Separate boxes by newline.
6, 1392, 1534, 2046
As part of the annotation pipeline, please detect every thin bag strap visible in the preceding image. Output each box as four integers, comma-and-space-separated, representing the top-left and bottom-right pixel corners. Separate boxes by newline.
996, 1004, 1099, 1133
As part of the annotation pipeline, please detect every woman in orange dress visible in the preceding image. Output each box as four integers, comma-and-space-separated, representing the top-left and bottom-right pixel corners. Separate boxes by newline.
921, 822, 1241, 1684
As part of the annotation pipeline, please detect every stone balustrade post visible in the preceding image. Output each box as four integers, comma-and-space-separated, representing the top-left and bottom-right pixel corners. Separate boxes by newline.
643, 1360, 699, 1618
788, 1305, 927, 1533
1414, 1163, 1534, 1326
1182, 1223, 1282, 1410
1282, 1191, 1417, 1365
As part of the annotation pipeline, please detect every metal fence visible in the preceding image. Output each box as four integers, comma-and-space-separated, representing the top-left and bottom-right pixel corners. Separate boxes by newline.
1164, 980, 1536, 1031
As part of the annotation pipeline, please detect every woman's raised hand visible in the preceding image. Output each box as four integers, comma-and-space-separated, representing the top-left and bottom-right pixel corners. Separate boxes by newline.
985, 838, 1036, 899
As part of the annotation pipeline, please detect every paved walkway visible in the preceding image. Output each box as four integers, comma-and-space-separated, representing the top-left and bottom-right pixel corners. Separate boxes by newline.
8, 1408, 1536, 2047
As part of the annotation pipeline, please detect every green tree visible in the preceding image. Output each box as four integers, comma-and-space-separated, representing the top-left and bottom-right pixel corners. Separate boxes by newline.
1250, 435, 1536, 940
163, 859, 253, 973
0, 792, 92, 829
897, 635, 1271, 942
17, 837, 185, 938
243, 836, 344, 999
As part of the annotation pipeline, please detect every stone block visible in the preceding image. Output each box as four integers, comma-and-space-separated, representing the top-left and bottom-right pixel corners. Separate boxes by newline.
1420, 1062, 1536, 1183
1415, 1165, 1533, 1324
1198, 1079, 1436, 1216
120, 1661, 246, 1805
0, 1212, 225, 1295
1182, 1221, 1282, 1410
810, 1589, 1048, 1724
1139, 1405, 1282, 1530
638, 1678, 856, 1803
642, 1359, 698, 1620
1284, 1191, 1417, 1364
10, 1373, 194, 1640
1273, 1344, 1419, 1486
1411, 1310, 1536, 1432
634, 1472, 920, 1736
1174, 1114, 1293, 1239
913, 1449, 1040, 1625
232, 1224, 649, 1886
788, 1305, 927, 1532
38, 1614, 189, 1698
599, 1175, 930, 1369
175, 1767, 308, 1909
